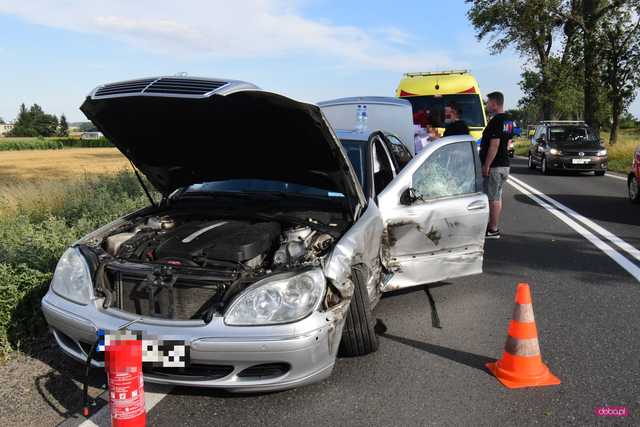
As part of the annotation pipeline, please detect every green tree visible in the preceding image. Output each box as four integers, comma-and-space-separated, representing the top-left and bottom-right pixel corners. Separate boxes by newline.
553, 0, 630, 133
519, 56, 584, 120
619, 111, 640, 128
9, 103, 59, 137
9, 103, 37, 137
598, 3, 640, 143
58, 114, 69, 137
466, 0, 567, 119
0, 117, 5, 124
76, 121, 98, 132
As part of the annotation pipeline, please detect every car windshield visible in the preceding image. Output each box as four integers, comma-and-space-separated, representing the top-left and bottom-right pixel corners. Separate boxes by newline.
182, 180, 344, 198
340, 140, 366, 186
404, 94, 486, 128
549, 126, 598, 144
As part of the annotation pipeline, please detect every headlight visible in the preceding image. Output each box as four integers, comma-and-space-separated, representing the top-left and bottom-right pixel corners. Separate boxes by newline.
224, 269, 325, 326
549, 148, 562, 155
597, 149, 607, 156
50, 247, 93, 305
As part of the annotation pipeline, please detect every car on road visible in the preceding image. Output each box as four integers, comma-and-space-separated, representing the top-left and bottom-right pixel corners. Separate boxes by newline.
629, 145, 640, 203
528, 121, 608, 175
41, 76, 489, 392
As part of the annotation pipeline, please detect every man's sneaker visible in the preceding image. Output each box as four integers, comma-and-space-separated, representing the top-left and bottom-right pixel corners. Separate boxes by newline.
486, 229, 501, 239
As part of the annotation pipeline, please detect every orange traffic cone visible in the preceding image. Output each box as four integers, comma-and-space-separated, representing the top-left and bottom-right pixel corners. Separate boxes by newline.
486, 283, 560, 389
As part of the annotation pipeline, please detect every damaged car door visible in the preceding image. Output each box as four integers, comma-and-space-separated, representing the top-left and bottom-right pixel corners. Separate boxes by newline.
377, 136, 488, 290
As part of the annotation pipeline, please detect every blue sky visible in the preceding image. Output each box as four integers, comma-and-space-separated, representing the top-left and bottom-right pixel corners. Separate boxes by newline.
0, 0, 638, 123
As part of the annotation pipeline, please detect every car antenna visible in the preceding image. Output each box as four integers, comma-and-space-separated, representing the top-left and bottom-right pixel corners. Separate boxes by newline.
129, 161, 157, 208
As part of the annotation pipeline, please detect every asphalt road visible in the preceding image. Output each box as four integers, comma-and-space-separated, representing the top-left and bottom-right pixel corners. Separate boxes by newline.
135, 158, 639, 426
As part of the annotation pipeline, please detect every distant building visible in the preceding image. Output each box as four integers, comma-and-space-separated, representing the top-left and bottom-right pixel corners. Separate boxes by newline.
0, 123, 14, 137
81, 131, 104, 140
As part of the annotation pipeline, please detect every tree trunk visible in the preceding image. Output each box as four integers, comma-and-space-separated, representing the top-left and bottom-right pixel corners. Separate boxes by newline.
610, 97, 621, 145
540, 58, 553, 120
582, 0, 600, 134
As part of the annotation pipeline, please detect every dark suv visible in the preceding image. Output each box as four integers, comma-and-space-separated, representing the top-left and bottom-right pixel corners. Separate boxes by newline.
528, 121, 608, 176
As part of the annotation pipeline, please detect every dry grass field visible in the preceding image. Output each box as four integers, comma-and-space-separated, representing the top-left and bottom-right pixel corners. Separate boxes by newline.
0, 147, 130, 214
0, 147, 128, 184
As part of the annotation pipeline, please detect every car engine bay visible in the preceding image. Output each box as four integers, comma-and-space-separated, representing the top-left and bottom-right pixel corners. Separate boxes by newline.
87, 211, 341, 321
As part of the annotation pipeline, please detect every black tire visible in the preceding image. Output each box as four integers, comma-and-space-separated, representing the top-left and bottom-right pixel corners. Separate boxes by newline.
339, 267, 379, 357
528, 153, 536, 169
541, 157, 552, 175
594, 170, 605, 176
629, 176, 640, 204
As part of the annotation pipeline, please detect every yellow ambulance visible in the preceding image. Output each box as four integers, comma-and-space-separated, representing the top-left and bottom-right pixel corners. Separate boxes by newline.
396, 70, 487, 140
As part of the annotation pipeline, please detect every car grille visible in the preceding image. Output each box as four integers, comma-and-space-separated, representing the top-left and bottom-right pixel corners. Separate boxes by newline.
144, 364, 234, 381
94, 78, 156, 97
564, 151, 599, 157
108, 267, 228, 320
563, 161, 596, 169
144, 78, 227, 95
237, 363, 291, 380
94, 77, 228, 98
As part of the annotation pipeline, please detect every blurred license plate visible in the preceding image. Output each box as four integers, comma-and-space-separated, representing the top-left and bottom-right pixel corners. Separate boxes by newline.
572, 159, 590, 164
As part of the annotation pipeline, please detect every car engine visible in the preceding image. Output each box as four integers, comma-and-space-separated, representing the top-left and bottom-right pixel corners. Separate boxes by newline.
98, 215, 334, 321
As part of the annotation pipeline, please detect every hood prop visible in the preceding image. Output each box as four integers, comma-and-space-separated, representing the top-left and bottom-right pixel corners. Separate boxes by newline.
130, 161, 157, 208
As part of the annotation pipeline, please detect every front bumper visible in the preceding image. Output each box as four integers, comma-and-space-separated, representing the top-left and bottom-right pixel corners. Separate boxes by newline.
41, 290, 344, 392
547, 155, 607, 171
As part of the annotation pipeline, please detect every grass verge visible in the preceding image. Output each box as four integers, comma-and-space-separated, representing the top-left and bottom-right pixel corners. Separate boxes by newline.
0, 171, 151, 359
0, 137, 112, 151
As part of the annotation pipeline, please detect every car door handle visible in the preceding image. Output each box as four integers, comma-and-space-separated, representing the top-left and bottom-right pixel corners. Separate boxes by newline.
467, 201, 487, 211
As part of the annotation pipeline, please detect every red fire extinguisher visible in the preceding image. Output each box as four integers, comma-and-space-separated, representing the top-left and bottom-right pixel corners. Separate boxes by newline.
105, 338, 146, 427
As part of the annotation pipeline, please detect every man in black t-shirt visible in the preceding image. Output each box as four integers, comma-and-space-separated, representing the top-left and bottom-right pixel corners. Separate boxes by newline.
443, 101, 470, 137
479, 91, 514, 239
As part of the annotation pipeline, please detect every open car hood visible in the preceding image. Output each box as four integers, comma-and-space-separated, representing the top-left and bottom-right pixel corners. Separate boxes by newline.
80, 77, 365, 212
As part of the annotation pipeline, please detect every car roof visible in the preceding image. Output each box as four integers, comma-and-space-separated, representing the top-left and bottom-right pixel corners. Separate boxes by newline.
335, 129, 398, 143
318, 96, 410, 108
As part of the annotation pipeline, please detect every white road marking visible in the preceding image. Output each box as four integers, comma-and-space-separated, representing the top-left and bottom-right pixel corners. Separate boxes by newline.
605, 172, 627, 181
509, 175, 640, 264
79, 384, 173, 427
506, 178, 640, 282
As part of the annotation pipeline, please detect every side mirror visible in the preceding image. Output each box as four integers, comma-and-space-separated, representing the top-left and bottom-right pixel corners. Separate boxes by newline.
400, 187, 424, 205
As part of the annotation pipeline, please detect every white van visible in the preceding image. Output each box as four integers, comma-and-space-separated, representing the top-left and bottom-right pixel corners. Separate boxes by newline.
318, 97, 414, 153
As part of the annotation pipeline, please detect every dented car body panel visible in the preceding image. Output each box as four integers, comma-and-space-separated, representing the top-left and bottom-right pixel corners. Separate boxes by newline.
41, 78, 488, 391
378, 136, 488, 290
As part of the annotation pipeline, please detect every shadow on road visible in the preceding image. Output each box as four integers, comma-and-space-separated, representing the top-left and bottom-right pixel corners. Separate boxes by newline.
375, 319, 494, 373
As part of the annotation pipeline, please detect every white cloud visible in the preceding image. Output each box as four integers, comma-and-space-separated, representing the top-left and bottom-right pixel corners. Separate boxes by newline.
0, 0, 458, 71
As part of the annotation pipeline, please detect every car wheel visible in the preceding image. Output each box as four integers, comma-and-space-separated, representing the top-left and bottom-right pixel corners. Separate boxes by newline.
528, 153, 536, 169
339, 267, 379, 357
594, 170, 605, 176
541, 157, 552, 175
629, 176, 640, 204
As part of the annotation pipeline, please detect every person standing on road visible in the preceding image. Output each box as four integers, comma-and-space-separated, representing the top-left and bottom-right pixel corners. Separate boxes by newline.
443, 101, 470, 136
480, 91, 514, 239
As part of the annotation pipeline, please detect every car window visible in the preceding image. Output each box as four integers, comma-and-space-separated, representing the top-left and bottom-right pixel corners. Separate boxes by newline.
385, 135, 413, 172
549, 126, 598, 144
412, 142, 476, 200
183, 180, 344, 198
373, 138, 395, 196
533, 126, 543, 143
